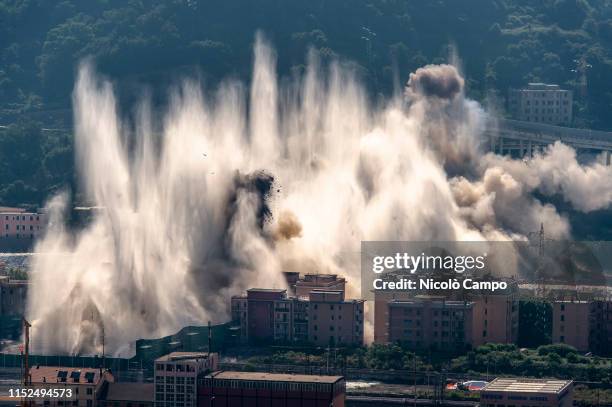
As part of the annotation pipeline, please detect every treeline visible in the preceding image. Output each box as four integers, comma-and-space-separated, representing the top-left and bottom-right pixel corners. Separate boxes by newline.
451, 343, 612, 383
1, 0, 612, 127
244, 342, 612, 383
0, 121, 73, 206
2, 0, 612, 207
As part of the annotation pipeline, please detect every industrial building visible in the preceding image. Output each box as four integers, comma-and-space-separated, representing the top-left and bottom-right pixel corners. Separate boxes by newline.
198, 371, 346, 407
480, 378, 573, 407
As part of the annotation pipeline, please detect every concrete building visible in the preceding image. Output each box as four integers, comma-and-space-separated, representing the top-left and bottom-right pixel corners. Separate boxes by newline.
471, 293, 519, 347
154, 352, 218, 407
374, 290, 519, 349
387, 296, 473, 351
97, 382, 154, 407
198, 371, 346, 407
238, 288, 296, 344
308, 290, 364, 347
508, 83, 572, 126
373, 290, 409, 344
552, 300, 612, 354
0, 276, 28, 316
480, 378, 573, 407
28, 366, 114, 406
230, 286, 364, 346
282, 271, 301, 295
0, 207, 46, 239
295, 274, 346, 298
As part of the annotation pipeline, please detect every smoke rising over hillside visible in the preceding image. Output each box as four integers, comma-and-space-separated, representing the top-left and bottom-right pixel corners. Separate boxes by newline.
26, 35, 612, 356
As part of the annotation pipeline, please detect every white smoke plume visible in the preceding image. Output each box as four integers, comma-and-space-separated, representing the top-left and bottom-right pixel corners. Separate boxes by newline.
27, 34, 612, 355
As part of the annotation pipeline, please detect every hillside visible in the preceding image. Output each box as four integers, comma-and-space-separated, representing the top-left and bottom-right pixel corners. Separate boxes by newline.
1, 0, 612, 213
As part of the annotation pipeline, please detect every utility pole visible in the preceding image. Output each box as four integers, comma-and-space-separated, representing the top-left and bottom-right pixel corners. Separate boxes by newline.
413, 356, 417, 407
100, 321, 105, 375
22, 318, 32, 407
208, 321, 212, 356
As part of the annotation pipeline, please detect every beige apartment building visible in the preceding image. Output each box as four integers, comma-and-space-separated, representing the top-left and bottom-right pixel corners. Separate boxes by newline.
154, 352, 218, 407
481, 378, 573, 407
307, 290, 364, 346
508, 83, 573, 125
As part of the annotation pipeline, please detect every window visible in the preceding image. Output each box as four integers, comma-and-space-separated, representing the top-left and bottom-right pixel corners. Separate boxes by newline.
86, 388, 93, 395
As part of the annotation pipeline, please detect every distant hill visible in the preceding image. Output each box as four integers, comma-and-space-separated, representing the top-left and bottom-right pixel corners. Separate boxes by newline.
1, 0, 612, 222
1, 0, 612, 127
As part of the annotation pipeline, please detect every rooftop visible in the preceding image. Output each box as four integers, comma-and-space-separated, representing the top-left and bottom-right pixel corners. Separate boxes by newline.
207, 371, 344, 384
101, 382, 154, 402
246, 288, 286, 293
156, 352, 215, 362
482, 378, 572, 394
389, 298, 473, 308
29, 366, 110, 385
0, 276, 29, 286
526, 83, 562, 90
0, 207, 26, 213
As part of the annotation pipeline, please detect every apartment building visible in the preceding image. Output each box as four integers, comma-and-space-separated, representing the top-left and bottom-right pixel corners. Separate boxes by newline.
28, 366, 114, 407
0, 276, 28, 316
552, 300, 612, 355
471, 293, 519, 347
0, 207, 46, 239
154, 352, 218, 407
230, 286, 364, 346
308, 290, 364, 347
508, 83, 573, 125
481, 378, 573, 407
375, 287, 518, 349
199, 371, 346, 407
238, 288, 297, 344
387, 296, 473, 351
